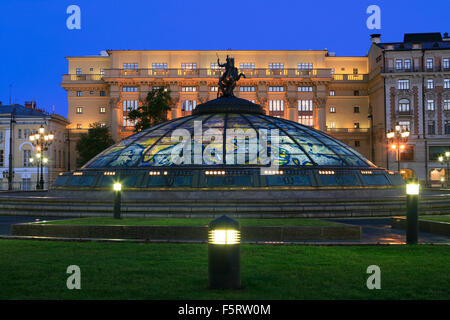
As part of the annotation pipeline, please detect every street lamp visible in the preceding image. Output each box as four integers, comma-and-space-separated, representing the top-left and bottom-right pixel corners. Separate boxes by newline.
438, 151, 450, 187
113, 182, 122, 219
208, 215, 241, 290
406, 180, 420, 244
29, 125, 54, 190
386, 123, 410, 174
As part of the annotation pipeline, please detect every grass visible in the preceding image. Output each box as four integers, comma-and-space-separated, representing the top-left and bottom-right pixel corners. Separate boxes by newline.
0, 239, 448, 300
40, 217, 339, 227
421, 216, 450, 223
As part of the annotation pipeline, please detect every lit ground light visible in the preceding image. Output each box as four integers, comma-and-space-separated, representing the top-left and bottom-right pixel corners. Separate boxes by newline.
0, 240, 448, 299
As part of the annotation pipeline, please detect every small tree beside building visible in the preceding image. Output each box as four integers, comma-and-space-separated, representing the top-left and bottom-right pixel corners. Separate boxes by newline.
76, 123, 114, 167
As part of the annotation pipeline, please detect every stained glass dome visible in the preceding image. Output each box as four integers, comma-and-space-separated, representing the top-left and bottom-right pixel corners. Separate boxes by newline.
54, 97, 403, 189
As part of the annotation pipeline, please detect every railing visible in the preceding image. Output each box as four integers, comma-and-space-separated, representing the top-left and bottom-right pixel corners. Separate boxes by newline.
62, 74, 104, 82
327, 128, 369, 133
332, 74, 368, 81
382, 67, 450, 73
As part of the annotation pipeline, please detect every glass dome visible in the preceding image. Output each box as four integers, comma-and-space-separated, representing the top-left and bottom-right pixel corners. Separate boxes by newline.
84, 112, 374, 169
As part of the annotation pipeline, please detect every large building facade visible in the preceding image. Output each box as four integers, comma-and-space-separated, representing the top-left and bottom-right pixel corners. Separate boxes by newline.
369, 32, 450, 184
61, 33, 450, 183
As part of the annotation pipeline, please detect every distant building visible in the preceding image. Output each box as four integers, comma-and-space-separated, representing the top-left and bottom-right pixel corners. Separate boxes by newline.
369, 32, 450, 183
0, 102, 69, 190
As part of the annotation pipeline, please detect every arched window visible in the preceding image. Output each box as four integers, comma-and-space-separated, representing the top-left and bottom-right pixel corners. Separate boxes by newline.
398, 99, 410, 113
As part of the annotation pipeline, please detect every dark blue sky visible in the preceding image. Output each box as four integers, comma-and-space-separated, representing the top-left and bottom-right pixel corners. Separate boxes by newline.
0, 0, 449, 118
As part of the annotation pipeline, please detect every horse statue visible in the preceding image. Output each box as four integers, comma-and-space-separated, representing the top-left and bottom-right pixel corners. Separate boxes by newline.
217, 55, 246, 98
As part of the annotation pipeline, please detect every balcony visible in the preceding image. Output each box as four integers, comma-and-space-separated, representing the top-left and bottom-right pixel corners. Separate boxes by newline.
382, 66, 450, 73
332, 74, 369, 82
327, 128, 369, 133
62, 74, 104, 83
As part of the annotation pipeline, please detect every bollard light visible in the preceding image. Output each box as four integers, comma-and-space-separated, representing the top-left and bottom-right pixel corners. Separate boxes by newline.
406, 181, 420, 244
208, 215, 241, 290
113, 182, 122, 219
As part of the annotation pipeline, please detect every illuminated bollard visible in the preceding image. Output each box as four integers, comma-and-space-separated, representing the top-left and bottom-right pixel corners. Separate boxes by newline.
406, 181, 420, 244
208, 215, 241, 289
113, 182, 122, 219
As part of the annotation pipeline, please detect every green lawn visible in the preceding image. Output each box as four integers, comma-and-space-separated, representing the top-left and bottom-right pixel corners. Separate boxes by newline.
0, 240, 448, 300
41, 217, 339, 227
421, 216, 450, 223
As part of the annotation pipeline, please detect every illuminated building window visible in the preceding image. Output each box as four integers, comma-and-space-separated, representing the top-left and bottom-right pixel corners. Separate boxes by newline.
182, 100, 196, 111
152, 63, 167, 69
426, 79, 434, 89
123, 86, 139, 92
329, 122, 336, 129
210, 63, 219, 69
76, 124, 82, 129
99, 107, 106, 114
398, 99, 410, 112
240, 86, 255, 92
76, 91, 82, 96
100, 69, 105, 75
444, 99, 450, 111
152, 86, 161, 91
427, 99, 435, 111
398, 121, 410, 132
181, 63, 197, 69
181, 86, 197, 92
18, 129, 22, 139
240, 63, 255, 69
123, 63, 138, 69
404, 59, 411, 70
444, 79, 450, 89
298, 115, 313, 126
210, 86, 218, 92
269, 63, 283, 69
123, 100, 138, 112
398, 80, 410, 90
354, 122, 360, 129
298, 86, 313, 92
269, 100, 284, 111
329, 90, 335, 96
395, 59, 402, 70
329, 106, 336, 113
76, 68, 82, 75
123, 117, 136, 127
426, 58, 434, 70
443, 58, 450, 69
269, 86, 284, 92
298, 63, 313, 70
298, 100, 313, 112
90, 91, 94, 95
76, 107, 83, 114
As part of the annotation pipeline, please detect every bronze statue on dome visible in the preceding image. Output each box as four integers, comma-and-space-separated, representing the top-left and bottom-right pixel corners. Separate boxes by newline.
217, 55, 246, 98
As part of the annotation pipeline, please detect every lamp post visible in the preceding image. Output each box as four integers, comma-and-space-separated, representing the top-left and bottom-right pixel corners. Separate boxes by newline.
29, 125, 54, 190
29, 154, 48, 190
113, 182, 122, 219
386, 122, 410, 174
8, 108, 16, 190
438, 151, 450, 187
406, 181, 420, 244
208, 215, 241, 290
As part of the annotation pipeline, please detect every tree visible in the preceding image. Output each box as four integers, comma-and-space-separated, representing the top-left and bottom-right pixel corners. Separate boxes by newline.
76, 122, 115, 167
127, 87, 172, 132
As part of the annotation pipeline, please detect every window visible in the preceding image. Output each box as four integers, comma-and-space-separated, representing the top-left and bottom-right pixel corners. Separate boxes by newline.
99, 107, 106, 114
152, 63, 167, 69
18, 129, 22, 139
76, 68, 82, 75
426, 58, 433, 70
0, 131, 3, 142
63, 151, 66, 169
100, 91, 106, 96
354, 141, 360, 147
427, 99, 435, 111
76, 91, 82, 96
444, 99, 450, 111
395, 59, 403, 70
99, 122, 106, 127
428, 120, 436, 135
443, 58, 450, 69
404, 59, 412, 70
122, 117, 136, 127
100, 69, 105, 75
269, 63, 284, 69
329, 90, 335, 96
298, 86, 313, 92
353, 106, 360, 113
181, 86, 197, 92
181, 63, 197, 69
329, 122, 336, 129
90, 91, 94, 95
354, 122, 360, 129
123, 86, 138, 92
76, 107, 83, 114
298, 63, 313, 70
240, 86, 255, 92
298, 100, 313, 112
24, 129, 30, 139
182, 100, 196, 111
444, 79, 450, 89
269, 86, 284, 92
23, 150, 31, 167
123, 63, 138, 69
269, 100, 284, 111
210, 86, 218, 92
152, 86, 162, 91
89, 68, 94, 72
354, 90, 359, 96
76, 124, 82, 129
445, 121, 450, 134
400, 146, 415, 161
0, 150, 3, 166
398, 99, 410, 112
123, 100, 138, 112
353, 68, 358, 74
398, 79, 410, 90
298, 115, 313, 126
398, 121, 411, 132
240, 63, 255, 69
426, 79, 434, 89
329, 106, 336, 113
